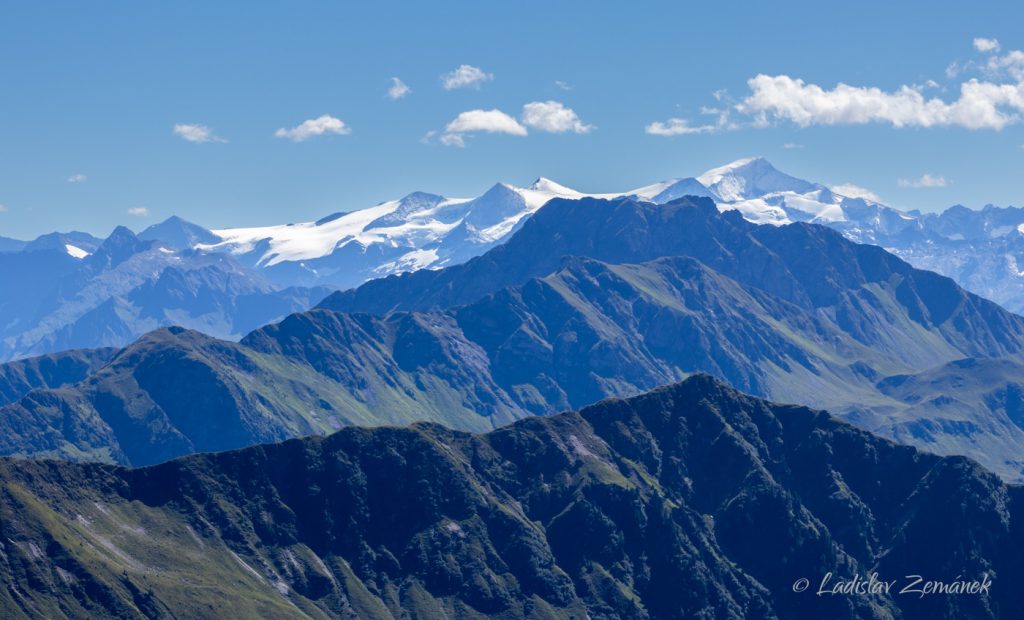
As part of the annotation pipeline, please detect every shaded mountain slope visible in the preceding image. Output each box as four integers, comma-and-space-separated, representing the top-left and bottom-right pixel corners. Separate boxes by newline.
1, 377, 1020, 619
0, 320, 527, 466
0, 347, 117, 406
320, 197, 1024, 365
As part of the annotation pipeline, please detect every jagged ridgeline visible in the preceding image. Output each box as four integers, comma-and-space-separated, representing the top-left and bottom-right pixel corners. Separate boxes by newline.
6, 196, 1024, 481
0, 224, 331, 362
1, 377, 1020, 619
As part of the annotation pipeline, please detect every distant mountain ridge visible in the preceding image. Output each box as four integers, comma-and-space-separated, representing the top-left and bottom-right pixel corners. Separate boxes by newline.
0, 226, 329, 362
1, 376, 1020, 619
28, 156, 1007, 314
5, 157, 1024, 361
8, 196, 1024, 481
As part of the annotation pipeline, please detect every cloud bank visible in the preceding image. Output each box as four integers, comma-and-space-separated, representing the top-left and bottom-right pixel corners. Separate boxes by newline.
647, 39, 1024, 135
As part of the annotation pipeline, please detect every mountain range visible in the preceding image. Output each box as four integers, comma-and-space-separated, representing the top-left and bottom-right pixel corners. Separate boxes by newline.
152, 156, 1024, 315
6, 195, 1024, 482
5, 157, 1024, 363
1, 376, 1018, 619
0, 224, 329, 362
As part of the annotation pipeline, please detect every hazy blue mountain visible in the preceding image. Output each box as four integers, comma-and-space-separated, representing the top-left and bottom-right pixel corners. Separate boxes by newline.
138, 215, 221, 249
22, 230, 103, 255
1, 377, 1019, 619
0, 224, 330, 361
0, 236, 26, 253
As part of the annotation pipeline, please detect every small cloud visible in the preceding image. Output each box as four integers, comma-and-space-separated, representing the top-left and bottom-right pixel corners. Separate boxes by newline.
831, 183, 882, 202
275, 115, 351, 142
645, 118, 717, 136
174, 123, 226, 143
440, 133, 466, 148
420, 130, 438, 144
521, 101, 593, 134
0, 204, 7, 213
974, 37, 1001, 53
898, 173, 948, 188
388, 77, 411, 100
67, 173, 88, 183
982, 48, 1024, 81
445, 109, 526, 135
127, 207, 150, 217
441, 108, 527, 146
441, 64, 493, 90
782, 143, 804, 149
555, 80, 573, 91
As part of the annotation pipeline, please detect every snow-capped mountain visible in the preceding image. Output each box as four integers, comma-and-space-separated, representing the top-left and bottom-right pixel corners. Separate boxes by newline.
1, 156, 1023, 379
194, 177, 619, 289
175, 156, 1024, 314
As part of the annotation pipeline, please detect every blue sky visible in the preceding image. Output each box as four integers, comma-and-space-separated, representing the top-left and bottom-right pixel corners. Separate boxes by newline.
1, 0, 1023, 239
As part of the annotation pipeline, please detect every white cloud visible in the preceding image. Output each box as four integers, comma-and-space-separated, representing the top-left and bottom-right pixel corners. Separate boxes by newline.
275, 115, 351, 141
984, 49, 1024, 81
521, 101, 593, 133
737, 73, 1024, 130
645, 118, 717, 136
445, 109, 526, 135
898, 173, 948, 188
438, 103, 595, 146
67, 173, 87, 183
441, 64, 493, 90
441, 109, 527, 146
782, 142, 804, 149
831, 183, 882, 202
555, 80, 573, 91
975, 37, 1001, 53
648, 41, 1024, 134
440, 133, 466, 147
388, 77, 411, 100
127, 207, 150, 217
173, 123, 226, 143
0, 204, 7, 213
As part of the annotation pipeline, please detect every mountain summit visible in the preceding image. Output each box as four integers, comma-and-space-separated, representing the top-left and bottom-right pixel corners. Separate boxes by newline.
696, 156, 819, 201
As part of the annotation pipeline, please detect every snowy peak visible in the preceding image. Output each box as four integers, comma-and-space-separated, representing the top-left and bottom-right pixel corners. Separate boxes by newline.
649, 178, 717, 203
186, 159, 902, 290
528, 177, 577, 195
697, 157, 818, 202
365, 191, 448, 229
463, 183, 529, 230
